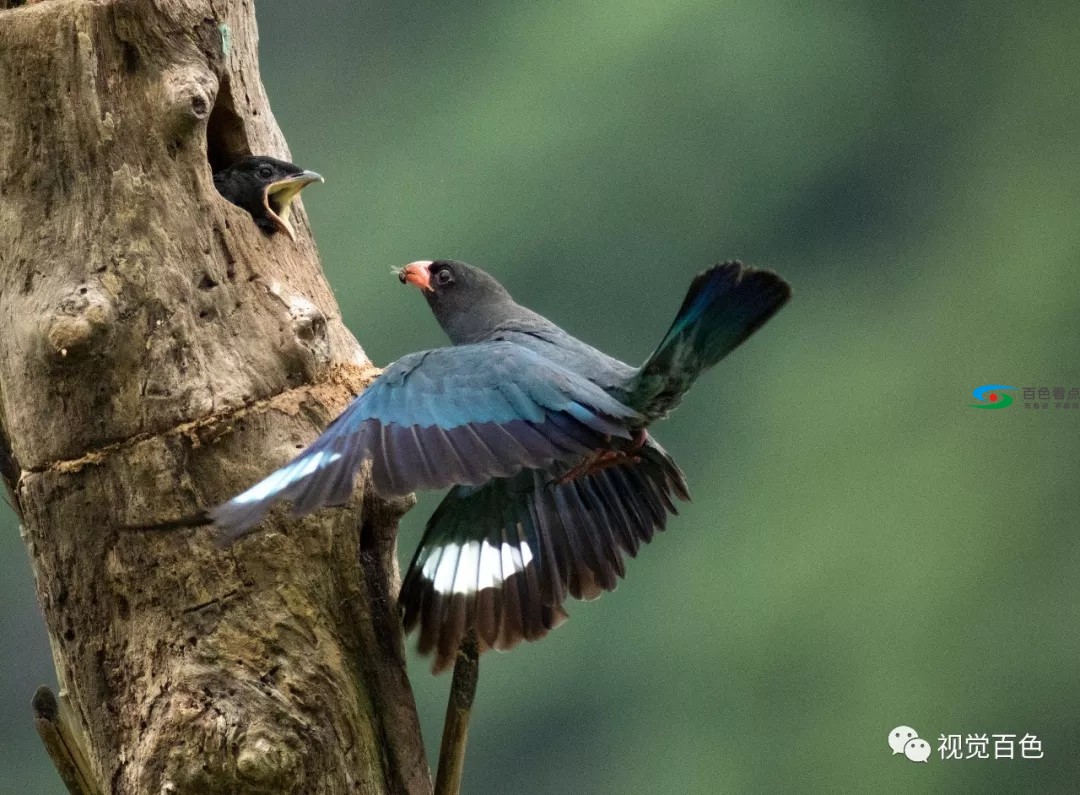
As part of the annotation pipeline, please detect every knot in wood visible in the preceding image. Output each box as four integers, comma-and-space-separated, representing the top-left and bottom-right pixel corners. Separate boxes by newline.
162, 68, 217, 133
236, 731, 302, 789
269, 282, 331, 367
42, 287, 113, 360
289, 295, 327, 346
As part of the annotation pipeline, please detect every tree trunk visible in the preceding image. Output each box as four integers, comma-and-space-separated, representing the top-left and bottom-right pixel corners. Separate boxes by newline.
0, 1, 430, 792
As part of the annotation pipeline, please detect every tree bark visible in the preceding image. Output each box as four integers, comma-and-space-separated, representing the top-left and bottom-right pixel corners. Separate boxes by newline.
0, 1, 430, 792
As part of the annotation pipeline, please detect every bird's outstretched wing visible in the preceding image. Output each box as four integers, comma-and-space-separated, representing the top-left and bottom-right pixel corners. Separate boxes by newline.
399, 435, 690, 672
210, 341, 642, 538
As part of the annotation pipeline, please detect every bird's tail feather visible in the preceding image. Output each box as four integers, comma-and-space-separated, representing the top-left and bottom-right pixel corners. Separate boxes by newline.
629, 261, 790, 420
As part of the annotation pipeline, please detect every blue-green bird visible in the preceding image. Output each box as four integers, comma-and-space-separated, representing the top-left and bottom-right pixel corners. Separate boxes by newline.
206, 259, 790, 671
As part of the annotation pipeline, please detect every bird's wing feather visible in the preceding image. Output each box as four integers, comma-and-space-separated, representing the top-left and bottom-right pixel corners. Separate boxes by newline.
210, 342, 641, 539
399, 435, 690, 672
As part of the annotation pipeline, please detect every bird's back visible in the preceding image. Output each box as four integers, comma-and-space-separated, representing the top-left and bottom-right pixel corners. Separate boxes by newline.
486, 314, 638, 395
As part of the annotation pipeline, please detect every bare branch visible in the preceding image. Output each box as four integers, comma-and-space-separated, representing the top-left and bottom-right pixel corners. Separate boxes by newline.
434, 630, 480, 795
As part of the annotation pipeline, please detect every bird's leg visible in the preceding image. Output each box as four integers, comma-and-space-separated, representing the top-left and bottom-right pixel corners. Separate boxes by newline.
554, 429, 647, 485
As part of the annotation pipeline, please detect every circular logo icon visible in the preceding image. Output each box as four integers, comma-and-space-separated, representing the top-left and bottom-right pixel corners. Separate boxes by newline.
970, 384, 1016, 409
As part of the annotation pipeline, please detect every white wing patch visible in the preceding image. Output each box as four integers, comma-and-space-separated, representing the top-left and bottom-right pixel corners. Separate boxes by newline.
230, 451, 344, 506
422, 534, 535, 596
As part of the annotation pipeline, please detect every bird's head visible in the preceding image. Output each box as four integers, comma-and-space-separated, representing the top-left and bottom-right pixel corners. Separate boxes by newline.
213, 155, 323, 241
397, 260, 516, 343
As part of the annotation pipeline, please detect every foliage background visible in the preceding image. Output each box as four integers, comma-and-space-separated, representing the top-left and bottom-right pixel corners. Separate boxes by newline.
2, 1, 1078, 792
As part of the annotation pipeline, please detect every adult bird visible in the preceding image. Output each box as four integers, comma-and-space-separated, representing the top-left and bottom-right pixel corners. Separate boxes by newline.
213, 155, 323, 240
203, 259, 790, 671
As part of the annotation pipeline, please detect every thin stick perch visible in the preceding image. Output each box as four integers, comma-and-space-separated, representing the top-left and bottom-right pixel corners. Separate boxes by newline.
435, 630, 480, 795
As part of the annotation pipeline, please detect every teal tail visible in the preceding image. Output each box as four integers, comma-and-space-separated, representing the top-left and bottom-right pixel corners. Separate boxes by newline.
629, 261, 790, 420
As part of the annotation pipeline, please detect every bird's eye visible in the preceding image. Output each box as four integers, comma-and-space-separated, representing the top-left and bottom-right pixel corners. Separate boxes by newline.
435, 268, 454, 286
257, 166, 273, 179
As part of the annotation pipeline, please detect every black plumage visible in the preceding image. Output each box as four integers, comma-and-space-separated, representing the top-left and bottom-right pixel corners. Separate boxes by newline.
213, 155, 322, 240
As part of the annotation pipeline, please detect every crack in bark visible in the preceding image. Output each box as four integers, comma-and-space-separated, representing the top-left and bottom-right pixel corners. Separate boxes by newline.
181, 590, 239, 614
20, 361, 377, 477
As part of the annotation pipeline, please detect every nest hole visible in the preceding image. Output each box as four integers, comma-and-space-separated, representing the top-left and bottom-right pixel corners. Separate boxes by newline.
121, 41, 141, 75
206, 76, 249, 174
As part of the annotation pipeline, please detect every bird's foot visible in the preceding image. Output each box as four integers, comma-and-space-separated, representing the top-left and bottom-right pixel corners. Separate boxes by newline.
554, 430, 647, 485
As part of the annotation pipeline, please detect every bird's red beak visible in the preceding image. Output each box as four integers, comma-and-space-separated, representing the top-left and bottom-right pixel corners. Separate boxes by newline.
399, 261, 433, 292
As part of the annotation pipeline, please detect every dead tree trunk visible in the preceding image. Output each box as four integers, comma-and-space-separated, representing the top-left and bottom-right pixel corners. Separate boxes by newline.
0, 1, 430, 792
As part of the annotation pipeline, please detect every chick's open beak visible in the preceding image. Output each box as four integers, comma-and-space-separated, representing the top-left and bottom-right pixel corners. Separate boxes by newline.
399, 261, 433, 291
263, 170, 323, 241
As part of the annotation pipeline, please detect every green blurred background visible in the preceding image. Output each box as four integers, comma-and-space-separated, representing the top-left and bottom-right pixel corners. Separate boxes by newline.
3, 1, 1079, 792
